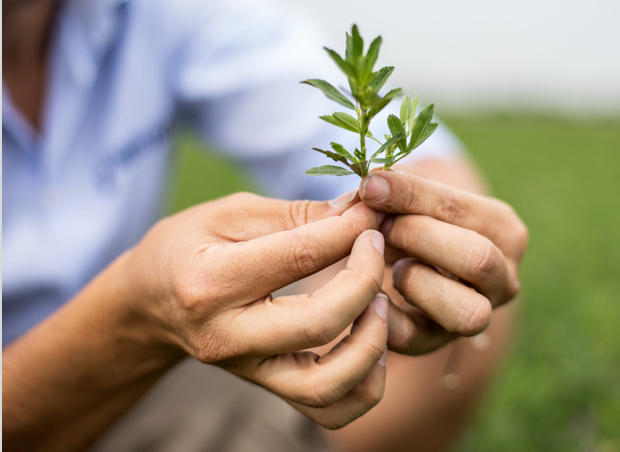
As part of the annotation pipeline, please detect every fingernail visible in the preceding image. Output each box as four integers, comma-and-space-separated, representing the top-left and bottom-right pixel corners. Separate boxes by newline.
379, 347, 388, 366
392, 258, 408, 281
373, 293, 389, 322
329, 189, 357, 207
370, 231, 384, 256
379, 215, 394, 235
363, 174, 390, 201
376, 211, 387, 224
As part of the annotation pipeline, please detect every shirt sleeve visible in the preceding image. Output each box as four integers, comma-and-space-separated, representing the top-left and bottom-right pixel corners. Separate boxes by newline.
170, 0, 464, 201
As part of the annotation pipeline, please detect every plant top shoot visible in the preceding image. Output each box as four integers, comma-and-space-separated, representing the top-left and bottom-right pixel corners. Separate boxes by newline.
302, 25, 438, 178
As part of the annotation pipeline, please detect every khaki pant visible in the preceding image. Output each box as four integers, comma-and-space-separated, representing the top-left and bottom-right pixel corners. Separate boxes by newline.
90, 358, 335, 452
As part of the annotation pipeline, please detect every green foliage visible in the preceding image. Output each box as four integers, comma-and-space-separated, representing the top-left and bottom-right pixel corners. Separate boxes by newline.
301, 25, 438, 178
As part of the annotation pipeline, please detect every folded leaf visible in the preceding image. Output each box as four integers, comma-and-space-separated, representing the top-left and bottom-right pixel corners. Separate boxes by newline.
306, 165, 355, 176
369, 66, 394, 93
408, 103, 435, 151
312, 147, 349, 166
387, 115, 407, 153
330, 142, 356, 162
320, 115, 358, 133
333, 112, 360, 133
302, 79, 355, 110
350, 161, 368, 177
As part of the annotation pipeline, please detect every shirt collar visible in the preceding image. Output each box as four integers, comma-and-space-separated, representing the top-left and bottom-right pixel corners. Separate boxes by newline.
58, 0, 129, 86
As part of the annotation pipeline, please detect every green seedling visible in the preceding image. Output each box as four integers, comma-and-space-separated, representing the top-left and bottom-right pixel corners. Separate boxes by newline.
302, 25, 438, 178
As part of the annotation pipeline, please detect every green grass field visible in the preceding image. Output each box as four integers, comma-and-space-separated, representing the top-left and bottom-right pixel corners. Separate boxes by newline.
172, 115, 620, 451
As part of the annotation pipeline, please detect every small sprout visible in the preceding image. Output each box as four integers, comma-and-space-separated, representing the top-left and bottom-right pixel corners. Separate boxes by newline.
301, 25, 439, 178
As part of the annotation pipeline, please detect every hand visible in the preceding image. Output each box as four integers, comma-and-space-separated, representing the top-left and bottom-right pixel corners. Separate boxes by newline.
358, 167, 528, 355
122, 192, 389, 429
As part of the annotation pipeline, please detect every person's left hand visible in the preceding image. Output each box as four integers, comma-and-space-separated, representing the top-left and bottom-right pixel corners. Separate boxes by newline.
358, 167, 528, 355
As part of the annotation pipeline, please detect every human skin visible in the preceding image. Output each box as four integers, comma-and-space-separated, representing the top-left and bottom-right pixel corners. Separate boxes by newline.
2, 194, 390, 451
3, 2, 528, 451
324, 158, 525, 452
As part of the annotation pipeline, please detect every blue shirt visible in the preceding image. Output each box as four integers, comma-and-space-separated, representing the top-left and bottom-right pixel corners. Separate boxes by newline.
2, 0, 463, 346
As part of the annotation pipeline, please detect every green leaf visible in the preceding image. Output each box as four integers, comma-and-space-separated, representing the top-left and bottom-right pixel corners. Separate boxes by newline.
302, 79, 355, 110
400, 97, 410, 128
369, 132, 405, 160
413, 122, 438, 149
350, 161, 368, 177
351, 25, 364, 61
323, 48, 357, 82
400, 96, 419, 136
369, 66, 394, 93
345, 32, 355, 63
408, 103, 435, 150
306, 165, 355, 176
407, 96, 419, 134
319, 115, 358, 133
333, 112, 360, 133
365, 36, 382, 76
312, 147, 349, 166
330, 142, 356, 162
387, 115, 407, 152
370, 157, 396, 164
368, 88, 402, 118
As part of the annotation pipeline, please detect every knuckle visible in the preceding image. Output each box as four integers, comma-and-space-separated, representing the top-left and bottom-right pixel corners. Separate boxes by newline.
289, 234, 325, 277
192, 334, 230, 364
397, 219, 425, 256
225, 191, 259, 205
451, 296, 492, 336
465, 237, 498, 278
287, 199, 313, 229
435, 191, 466, 225
303, 377, 339, 408
402, 185, 420, 212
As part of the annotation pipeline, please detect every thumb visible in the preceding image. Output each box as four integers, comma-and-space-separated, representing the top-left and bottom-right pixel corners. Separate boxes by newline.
209, 190, 362, 240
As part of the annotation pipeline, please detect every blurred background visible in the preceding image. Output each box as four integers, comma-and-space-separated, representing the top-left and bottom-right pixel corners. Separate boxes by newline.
172, 0, 620, 450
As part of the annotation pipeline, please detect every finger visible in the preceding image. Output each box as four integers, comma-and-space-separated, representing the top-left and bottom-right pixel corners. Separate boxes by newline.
384, 296, 457, 355
203, 203, 385, 304
384, 215, 517, 304
287, 351, 387, 429
251, 294, 388, 418
232, 231, 385, 354
392, 258, 492, 337
203, 190, 361, 241
360, 171, 527, 258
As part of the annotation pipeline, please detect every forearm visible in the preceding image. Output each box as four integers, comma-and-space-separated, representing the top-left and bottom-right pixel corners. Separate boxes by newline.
2, 251, 184, 452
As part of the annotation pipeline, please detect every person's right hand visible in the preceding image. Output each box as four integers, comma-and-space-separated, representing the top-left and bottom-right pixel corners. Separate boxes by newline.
120, 192, 388, 429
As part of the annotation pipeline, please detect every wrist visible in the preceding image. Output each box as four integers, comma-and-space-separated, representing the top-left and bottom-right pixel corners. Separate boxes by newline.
101, 249, 187, 370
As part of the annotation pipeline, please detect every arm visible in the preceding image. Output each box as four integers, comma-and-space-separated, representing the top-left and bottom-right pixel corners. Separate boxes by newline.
3, 194, 388, 451
325, 155, 525, 452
